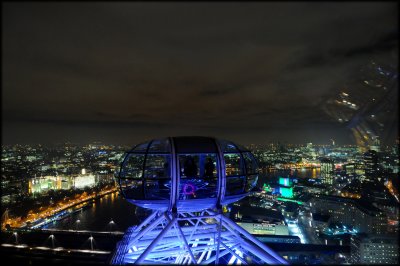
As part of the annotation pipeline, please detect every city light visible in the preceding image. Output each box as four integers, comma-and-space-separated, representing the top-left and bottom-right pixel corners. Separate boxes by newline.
1, 1, 398, 265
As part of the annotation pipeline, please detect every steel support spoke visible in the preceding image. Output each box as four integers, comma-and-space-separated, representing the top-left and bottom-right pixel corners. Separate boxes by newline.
111, 209, 287, 265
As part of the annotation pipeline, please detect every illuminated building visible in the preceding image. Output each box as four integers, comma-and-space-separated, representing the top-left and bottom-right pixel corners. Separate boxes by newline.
263, 183, 273, 192
28, 173, 96, 194
320, 158, 334, 185
237, 222, 289, 236
29, 176, 64, 194
343, 163, 356, 175
257, 235, 301, 244
74, 174, 96, 188
280, 187, 294, 199
279, 177, 292, 187
351, 235, 398, 264
364, 149, 379, 183
231, 205, 289, 236
111, 137, 287, 264
275, 177, 294, 199
308, 195, 387, 234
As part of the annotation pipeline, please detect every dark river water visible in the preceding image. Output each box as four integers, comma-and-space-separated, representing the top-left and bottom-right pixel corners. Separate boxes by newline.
42, 192, 145, 232
43, 169, 320, 232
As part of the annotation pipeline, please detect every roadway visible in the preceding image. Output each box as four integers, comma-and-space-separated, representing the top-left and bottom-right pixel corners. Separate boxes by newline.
297, 212, 323, 245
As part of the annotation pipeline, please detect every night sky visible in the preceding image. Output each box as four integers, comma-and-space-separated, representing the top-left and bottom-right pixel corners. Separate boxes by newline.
2, 2, 398, 146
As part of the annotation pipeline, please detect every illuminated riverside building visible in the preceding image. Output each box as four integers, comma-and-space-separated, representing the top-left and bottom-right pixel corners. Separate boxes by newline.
28, 172, 97, 194
309, 195, 387, 234
112, 137, 287, 265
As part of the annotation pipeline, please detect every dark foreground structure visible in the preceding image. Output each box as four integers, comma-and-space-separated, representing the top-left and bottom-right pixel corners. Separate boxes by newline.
1, 229, 350, 265
0, 229, 122, 265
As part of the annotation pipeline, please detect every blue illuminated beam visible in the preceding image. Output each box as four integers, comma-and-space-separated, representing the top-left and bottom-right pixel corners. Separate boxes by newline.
111, 210, 288, 265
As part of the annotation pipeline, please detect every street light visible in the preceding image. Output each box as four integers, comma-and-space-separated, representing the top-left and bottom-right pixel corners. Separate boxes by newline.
89, 235, 94, 250
13, 232, 18, 244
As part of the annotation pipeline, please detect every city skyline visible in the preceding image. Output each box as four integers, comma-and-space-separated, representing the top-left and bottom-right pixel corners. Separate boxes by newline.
2, 132, 399, 264
3, 2, 398, 146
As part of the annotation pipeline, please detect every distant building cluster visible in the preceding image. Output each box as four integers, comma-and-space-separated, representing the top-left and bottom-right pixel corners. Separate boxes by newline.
1, 139, 398, 264
1, 142, 127, 204
28, 172, 97, 194
248, 139, 398, 264
309, 195, 387, 235
351, 235, 398, 264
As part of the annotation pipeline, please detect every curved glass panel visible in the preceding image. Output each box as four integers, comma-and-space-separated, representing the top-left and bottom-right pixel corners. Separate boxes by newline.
116, 137, 259, 209
148, 138, 170, 153
114, 165, 121, 179
224, 153, 245, 196
224, 153, 244, 176
179, 155, 199, 178
120, 179, 144, 199
132, 141, 151, 152
178, 154, 218, 200
243, 152, 258, 175
144, 179, 170, 200
202, 155, 217, 179
245, 174, 258, 192
225, 176, 245, 195
218, 139, 239, 153
144, 154, 171, 200
236, 144, 249, 152
144, 155, 171, 179
120, 154, 145, 179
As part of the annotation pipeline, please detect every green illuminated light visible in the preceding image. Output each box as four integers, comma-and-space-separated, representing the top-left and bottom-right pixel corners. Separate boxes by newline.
280, 187, 293, 198
263, 183, 272, 192
279, 177, 292, 187
276, 197, 302, 205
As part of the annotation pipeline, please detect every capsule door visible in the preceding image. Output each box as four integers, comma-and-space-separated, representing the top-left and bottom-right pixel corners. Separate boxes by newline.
177, 153, 219, 205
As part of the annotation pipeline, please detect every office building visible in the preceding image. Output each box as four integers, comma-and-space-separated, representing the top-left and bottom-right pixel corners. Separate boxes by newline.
351, 234, 398, 264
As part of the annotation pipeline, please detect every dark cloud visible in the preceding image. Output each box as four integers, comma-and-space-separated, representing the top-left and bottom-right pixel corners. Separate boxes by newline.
2, 2, 398, 146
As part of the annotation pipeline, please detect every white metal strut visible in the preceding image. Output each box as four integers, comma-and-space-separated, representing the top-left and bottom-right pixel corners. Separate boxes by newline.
111, 209, 288, 265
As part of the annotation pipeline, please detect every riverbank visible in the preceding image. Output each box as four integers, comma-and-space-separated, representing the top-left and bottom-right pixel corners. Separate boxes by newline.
3, 187, 118, 230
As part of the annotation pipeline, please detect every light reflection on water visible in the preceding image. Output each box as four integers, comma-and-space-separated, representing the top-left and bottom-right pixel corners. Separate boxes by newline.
44, 169, 318, 232
43, 192, 142, 232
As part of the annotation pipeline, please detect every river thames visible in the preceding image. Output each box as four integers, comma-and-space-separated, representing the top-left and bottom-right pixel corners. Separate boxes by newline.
42, 191, 143, 232
43, 169, 320, 232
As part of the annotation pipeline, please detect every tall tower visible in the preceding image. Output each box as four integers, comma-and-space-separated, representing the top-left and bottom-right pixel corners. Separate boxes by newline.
111, 137, 287, 265
320, 158, 334, 185
364, 150, 379, 183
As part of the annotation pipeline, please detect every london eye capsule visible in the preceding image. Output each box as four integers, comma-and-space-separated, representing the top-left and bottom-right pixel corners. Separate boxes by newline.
115, 136, 259, 212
